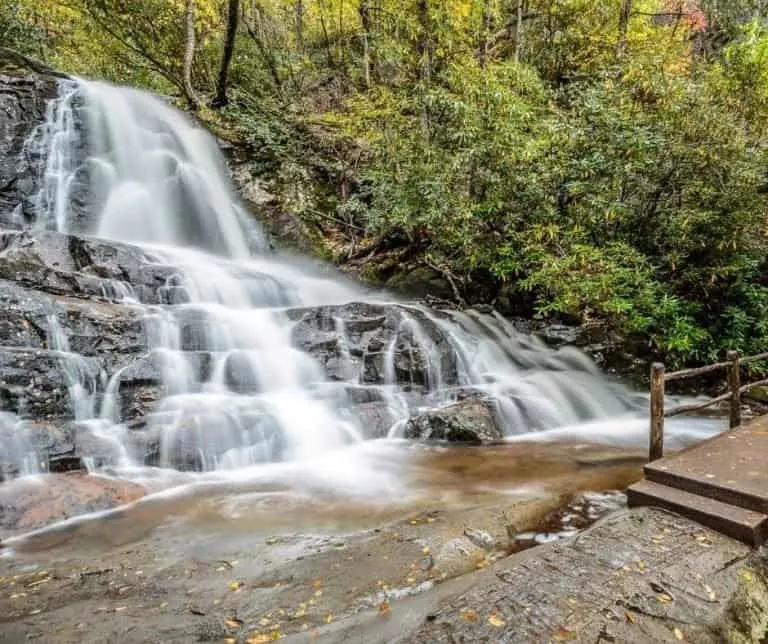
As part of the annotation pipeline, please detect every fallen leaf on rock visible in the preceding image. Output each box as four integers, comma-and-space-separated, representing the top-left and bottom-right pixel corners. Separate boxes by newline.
378, 601, 390, 615
552, 627, 577, 641
657, 594, 673, 604
246, 634, 270, 644
625, 612, 635, 624
488, 612, 506, 627
462, 610, 478, 622
673, 627, 684, 640
326, 613, 333, 624
229, 581, 244, 591
225, 617, 244, 629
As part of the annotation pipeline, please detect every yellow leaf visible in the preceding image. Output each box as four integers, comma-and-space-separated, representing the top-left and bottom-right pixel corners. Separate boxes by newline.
462, 610, 477, 622
378, 601, 390, 615
314, 589, 323, 597
225, 617, 244, 629
229, 581, 244, 591
246, 635, 270, 644
673, 627, 684, 640
326, 613, 333, 624
658, 593, 673, 604
488, 613, 506, 627
625, 612, 635, 624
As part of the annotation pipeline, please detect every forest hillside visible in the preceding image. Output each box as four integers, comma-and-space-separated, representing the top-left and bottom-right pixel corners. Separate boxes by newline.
4, 0, 768, 367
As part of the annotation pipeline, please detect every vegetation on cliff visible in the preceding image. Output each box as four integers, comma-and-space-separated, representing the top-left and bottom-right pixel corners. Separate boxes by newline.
2, 0, 768, 366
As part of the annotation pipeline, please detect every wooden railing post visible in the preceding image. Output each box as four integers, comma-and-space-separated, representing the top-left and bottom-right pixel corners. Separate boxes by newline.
649, 362, 665, 462
727, 350, 741, 429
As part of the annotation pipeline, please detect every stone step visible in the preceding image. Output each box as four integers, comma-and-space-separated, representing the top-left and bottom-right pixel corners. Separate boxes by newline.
644, 424, 768, 514
627, 479, 768, 546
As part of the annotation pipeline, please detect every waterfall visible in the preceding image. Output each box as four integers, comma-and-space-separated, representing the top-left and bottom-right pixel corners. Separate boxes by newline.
0, 77, 717, 488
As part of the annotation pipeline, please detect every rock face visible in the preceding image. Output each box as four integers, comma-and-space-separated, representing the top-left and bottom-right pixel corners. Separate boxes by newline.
0, 226, 510, 478
0, 62, 60, 228
288, 302, 458, 391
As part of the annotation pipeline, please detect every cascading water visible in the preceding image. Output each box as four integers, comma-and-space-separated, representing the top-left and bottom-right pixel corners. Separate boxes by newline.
0, 77, 722, 495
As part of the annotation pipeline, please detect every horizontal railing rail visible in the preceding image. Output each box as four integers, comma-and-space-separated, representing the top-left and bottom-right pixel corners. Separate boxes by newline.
649, 350, 768, 462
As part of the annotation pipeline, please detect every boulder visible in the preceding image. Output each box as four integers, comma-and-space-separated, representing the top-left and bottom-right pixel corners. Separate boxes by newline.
0, 472, 145, 531
404, 398, 503, 444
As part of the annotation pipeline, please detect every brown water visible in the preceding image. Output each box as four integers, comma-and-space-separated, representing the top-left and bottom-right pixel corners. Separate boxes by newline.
1, 440, 644, 559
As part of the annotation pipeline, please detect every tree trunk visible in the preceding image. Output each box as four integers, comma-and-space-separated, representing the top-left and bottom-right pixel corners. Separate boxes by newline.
415, 0, 432, 137
359, 0, 373, 85
478, 0, 492, 68
183, 0, 200, 109
317, 0, 336, 68
213, 0, 240, 108
415, 0, 431, 83
617, 0, 633, 59
243, 4, 284, 94
514, 0, 524, 62
295, 0, 305, 51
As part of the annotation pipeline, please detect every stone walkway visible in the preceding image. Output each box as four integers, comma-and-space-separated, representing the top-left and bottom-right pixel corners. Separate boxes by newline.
298, 508, 768, 643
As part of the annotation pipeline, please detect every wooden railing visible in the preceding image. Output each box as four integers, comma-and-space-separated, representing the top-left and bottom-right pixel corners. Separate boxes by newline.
649, 350, 768, 462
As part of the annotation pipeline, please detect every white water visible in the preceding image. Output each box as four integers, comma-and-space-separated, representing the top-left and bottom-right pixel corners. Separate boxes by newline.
0, 78, 725, 496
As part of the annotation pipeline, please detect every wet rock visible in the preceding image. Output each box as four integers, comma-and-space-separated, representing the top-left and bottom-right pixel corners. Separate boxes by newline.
0, 473, 145, 531
351, 401, 398, 439
0, 416, 75, 481
0, 60, 61, 229
0, 347, 102, 419
0, 229, 180, 305
404, 508, 760, 643
404, 399, 503, 444
288, 302, 458, 390
0, 280, 146, 361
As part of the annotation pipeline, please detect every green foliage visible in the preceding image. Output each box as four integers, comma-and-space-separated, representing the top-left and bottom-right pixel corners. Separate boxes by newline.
4, 0, 768, 368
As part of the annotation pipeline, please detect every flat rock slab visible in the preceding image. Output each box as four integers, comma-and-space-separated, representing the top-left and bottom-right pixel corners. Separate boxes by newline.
301, 508, 768, 643
645, 416, 768, 513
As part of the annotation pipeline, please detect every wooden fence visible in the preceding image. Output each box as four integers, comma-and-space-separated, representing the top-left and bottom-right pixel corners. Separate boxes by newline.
649, 350, 768, 462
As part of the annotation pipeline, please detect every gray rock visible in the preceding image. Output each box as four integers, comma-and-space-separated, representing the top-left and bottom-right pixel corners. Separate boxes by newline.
0, 67, 59, 228
288, 302, 458, 390
404, 398, 502, 444
0, 229, 180, 304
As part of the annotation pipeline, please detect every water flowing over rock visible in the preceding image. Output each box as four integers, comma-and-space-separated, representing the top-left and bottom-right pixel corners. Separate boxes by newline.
0, 55, 648, 492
